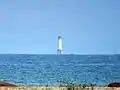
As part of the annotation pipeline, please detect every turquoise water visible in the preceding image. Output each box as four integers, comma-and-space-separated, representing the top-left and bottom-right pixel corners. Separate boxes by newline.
0, 54, 120, 86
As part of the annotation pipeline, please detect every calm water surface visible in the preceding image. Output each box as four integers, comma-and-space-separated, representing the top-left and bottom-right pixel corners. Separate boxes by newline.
0, 54, 120, 86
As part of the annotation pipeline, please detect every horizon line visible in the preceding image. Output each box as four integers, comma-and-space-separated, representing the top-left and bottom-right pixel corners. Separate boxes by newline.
0, 53, 119, 55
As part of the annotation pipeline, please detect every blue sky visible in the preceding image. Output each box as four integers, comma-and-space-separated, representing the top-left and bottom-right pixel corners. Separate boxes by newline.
0, 0, 120, 54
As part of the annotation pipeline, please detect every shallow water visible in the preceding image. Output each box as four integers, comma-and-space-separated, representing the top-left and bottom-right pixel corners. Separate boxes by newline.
0, 54, 120, 86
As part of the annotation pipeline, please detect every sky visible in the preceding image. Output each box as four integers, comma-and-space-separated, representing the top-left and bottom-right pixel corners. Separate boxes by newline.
0, 0, 120, 54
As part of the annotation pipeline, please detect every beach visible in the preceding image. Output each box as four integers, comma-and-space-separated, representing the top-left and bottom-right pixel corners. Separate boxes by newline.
0, 87, 120, 90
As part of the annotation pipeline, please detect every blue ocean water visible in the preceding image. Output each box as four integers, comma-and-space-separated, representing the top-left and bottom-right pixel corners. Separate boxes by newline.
0, 54, 120, 86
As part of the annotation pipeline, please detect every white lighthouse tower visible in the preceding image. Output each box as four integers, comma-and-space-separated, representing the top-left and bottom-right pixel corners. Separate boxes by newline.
57, 34, 63, 55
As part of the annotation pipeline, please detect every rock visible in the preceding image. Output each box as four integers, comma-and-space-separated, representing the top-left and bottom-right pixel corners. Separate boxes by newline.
0, 81, 17, 87
108, 82, 120, 87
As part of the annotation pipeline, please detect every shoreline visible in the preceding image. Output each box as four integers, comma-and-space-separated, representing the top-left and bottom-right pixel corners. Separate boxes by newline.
0, 87, 120, 90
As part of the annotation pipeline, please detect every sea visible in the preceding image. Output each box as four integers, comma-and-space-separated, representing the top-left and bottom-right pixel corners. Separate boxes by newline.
0, 54, 120, 86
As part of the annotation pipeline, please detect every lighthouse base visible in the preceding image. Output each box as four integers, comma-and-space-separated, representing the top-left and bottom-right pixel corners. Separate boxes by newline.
57, 49, 63, 55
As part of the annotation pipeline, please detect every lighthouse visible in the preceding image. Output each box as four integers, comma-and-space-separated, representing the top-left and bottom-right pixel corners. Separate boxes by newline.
57, 34, 63, 55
